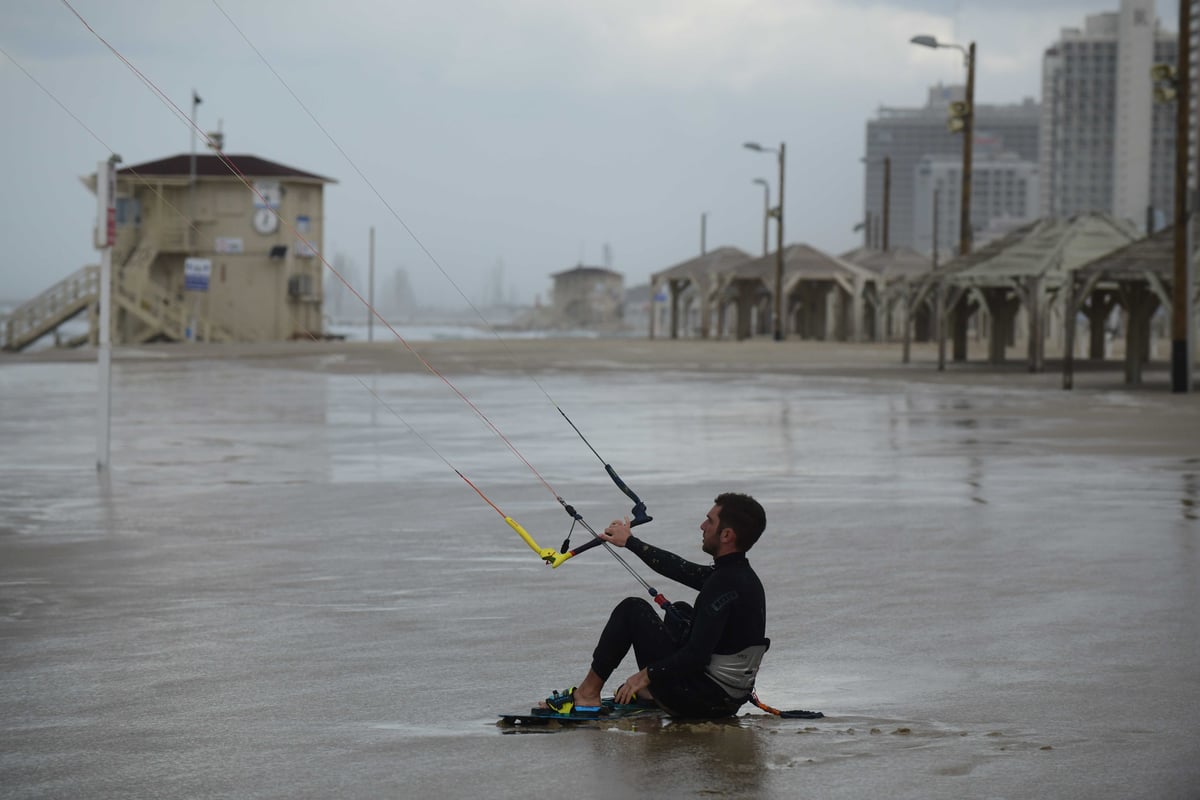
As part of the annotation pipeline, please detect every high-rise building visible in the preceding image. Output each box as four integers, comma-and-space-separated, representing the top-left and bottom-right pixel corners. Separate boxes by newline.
1039, 0, 1177, 227
863, 85, 1041, 253
913, 148, 1040, 258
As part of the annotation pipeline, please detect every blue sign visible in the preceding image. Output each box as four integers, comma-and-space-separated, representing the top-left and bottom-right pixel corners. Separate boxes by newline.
184, 258, 211, 292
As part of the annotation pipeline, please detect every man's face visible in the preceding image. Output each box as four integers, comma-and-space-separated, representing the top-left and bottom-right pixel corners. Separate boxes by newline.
700, 504, 724, 556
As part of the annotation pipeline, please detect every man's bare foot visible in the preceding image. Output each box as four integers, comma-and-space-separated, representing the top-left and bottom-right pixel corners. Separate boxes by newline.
539, 671, 606, 711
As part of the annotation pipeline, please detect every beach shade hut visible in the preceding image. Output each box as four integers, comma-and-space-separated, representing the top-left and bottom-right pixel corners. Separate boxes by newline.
1062, 225, 1198, 388
648, 247, 753, 339
715, 244, 877, 341
841, 246, 934, 345
902, 224, 1035, 368
922, 213, 1141, 372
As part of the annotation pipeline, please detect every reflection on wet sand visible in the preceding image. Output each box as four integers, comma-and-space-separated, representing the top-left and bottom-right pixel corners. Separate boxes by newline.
495, 710, 1066, 793
567, 716, 769, 797
1182, 470, 1198, 521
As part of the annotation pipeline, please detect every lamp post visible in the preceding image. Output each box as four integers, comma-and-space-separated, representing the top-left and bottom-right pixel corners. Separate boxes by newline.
911, 35, 975, 257
744, 141, 786, 340
859, 156, 892, 251
1171, 1, 1193, 392
1150, 5, 1193, 392
882, 155, 891, 252
752, 178, 770, 256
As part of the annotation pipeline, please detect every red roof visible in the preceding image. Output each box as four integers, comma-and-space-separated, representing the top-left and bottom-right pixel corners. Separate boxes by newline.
118, 154, 335, 183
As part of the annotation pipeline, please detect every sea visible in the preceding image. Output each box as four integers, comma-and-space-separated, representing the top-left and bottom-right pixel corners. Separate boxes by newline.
0, 338, 1197, 799
3, 310, 589, 353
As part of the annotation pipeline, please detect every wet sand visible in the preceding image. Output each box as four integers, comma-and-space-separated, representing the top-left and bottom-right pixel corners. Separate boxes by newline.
7, 335, 1184, 386
14, 336, 1198, 458
1, 338, 1198, 799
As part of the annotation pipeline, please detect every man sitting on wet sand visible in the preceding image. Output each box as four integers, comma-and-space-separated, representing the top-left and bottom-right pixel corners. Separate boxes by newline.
540, 492, 770, 719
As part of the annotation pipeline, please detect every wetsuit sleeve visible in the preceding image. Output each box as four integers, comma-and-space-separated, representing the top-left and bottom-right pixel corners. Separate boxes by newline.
625, 536, 711, 592
646, 578, 737, 680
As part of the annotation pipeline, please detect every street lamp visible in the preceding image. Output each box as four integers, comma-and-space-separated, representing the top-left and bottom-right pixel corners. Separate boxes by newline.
744, 141, 786, 340
752, 178, 770, 256
1151, 2, 1194, 392
911, 34, 975, 256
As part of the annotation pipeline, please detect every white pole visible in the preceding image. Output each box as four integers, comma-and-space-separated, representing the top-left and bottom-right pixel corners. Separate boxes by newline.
98, 247, 112, 471
368, 226, 375, 342
188, 90, 200, 343
96, 156, 118, 471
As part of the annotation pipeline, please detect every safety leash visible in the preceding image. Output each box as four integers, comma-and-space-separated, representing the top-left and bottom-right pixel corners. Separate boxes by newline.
750, 692, 825, 719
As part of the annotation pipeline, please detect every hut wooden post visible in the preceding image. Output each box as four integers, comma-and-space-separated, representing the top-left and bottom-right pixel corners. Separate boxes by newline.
668, 278, 687, 339
801, 285, 817, 340
951, 292, 970, 362
1028, 276, 1043, 373
823, 286, 835, 341
735, 282, 755, 341
668, 281, 679, 339
1083, 293, 1113, 359
1063, 280, 1078, 390
902, 281, 913, 364
649, 278, 659, 339
983, 288, 1010, 365
1133, 286, 1147, 386
936, 282, 947, 371
852, 277, 865, 342
1121, 283, 1156, 386
875, 284, 886, 343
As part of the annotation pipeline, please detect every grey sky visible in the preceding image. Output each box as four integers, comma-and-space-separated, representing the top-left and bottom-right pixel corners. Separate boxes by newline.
0, 0, 1181, 309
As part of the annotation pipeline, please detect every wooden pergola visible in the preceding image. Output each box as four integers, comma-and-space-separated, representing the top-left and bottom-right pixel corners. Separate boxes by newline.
716, 244, 877, 341
648, 247, 753, 339
1062, 225, 1200, 388
841, 246, 934, 344
905, 214, 1143, 371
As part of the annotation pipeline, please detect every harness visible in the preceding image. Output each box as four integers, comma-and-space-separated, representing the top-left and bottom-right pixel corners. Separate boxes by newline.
704, 640, 770, 699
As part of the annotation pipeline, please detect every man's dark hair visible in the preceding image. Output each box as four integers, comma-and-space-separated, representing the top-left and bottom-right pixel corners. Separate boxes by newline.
714, 492, 766, 552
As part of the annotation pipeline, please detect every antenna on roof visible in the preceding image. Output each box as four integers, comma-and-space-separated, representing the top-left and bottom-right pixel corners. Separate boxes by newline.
207, 119, 225, 151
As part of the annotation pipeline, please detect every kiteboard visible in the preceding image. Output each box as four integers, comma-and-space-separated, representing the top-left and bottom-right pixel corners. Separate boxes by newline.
498, 697, 665, 728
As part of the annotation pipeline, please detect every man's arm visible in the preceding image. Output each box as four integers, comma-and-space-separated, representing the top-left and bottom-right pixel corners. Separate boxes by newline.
625, 536, 710, 591
599, 518, 710, 591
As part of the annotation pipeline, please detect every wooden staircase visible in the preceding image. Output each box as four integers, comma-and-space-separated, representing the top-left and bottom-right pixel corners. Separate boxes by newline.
1, 250, 236, 352
1, 266, 99, 352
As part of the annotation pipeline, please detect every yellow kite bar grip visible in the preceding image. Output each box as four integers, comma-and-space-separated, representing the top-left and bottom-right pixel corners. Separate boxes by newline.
504, 517, 563, 565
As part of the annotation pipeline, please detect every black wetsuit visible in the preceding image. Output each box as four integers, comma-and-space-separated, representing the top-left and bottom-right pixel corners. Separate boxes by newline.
589, 536, 767, 718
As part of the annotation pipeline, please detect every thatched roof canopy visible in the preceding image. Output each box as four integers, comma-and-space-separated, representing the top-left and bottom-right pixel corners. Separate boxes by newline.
650, 247, 753, 291
841, 246, 933, 282
936, 214, 1141, 288
725, 244, 875, 294
1071, 225, 1175, 282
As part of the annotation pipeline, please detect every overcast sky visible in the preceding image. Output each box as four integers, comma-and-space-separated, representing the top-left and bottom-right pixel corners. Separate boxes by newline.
0, 0, 1181, 309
